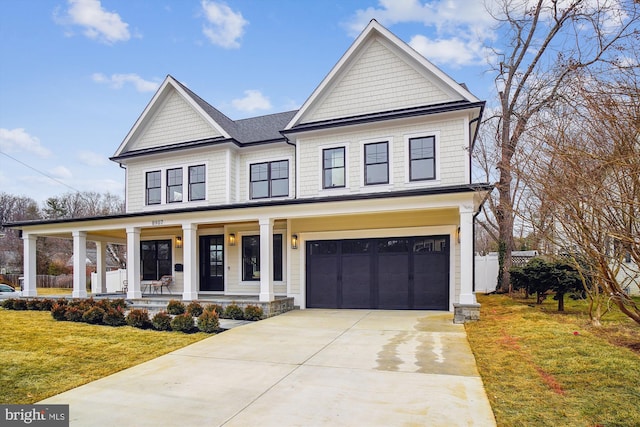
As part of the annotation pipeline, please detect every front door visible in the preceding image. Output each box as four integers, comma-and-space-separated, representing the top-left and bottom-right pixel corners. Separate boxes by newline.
199, 235, 224, 292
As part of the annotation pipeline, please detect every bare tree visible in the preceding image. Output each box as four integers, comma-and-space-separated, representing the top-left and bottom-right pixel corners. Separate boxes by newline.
526, 71, 640, 325
485, 0, 640, 292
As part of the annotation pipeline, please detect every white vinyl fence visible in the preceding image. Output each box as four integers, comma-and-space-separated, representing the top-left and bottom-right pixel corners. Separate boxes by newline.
91, 269, 128, 293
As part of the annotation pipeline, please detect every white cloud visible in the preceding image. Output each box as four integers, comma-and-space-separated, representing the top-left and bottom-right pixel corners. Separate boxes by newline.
77, 150, 107, 167
231, 90, 272, 112
201, 0, 248, 49
92, 73, 160, 92
344, 0, 496, 67
49, 166, 73, 180
0, 128, 52, 158
57, 0, 130, 44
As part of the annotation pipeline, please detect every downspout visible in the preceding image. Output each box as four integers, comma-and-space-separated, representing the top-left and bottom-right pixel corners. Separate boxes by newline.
468, 107, 483, 183
119, 163, 127, 211
284, 136, 297, 199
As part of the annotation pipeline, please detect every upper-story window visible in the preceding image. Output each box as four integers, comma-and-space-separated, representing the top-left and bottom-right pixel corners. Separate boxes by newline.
189, 165, 206, 201
323, 147, 345, 189
146, 171, 161, 205
250, 160, 289, 199
409, 136, 436, 181
167, 168, 183, 203
364, 142, 388, 185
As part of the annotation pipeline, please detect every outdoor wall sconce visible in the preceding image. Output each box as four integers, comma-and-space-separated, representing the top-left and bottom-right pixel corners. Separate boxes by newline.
291, 234, 299, 249
229, 233, 236, 246
175, 236, 183, 249
456, 227, 461, 244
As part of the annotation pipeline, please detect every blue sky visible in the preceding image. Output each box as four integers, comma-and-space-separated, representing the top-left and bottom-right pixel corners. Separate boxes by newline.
0, 0, 498, 203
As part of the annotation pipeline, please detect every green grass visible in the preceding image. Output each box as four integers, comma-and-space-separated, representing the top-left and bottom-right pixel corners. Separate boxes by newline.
0, 309, 209, 404
466, 294, 640, 427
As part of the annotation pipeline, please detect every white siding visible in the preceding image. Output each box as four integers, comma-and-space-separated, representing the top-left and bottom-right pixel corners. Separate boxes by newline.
126, 148, 228, 213
297, 116, 468, 198
304, 39, 454, 123
135, 89, 220, 150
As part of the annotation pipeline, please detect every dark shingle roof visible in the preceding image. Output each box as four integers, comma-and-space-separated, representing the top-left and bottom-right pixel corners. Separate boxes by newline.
174, 78, 297, 144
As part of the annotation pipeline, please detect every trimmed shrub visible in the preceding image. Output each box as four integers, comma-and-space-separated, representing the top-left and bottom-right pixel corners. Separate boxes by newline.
152, 311, 172, 331
204, 304, 224, 317
186, 301, 203, 317
126, 309, 151, 329
11, 299, 27, 310
170, 313, 195, 333
27, 299, 41, 310
82, 306, 106, 324
166, 299, 185, 315
1, 298, 16, 309
197, 310, 219, 333
103, 307, 126, 326
224, 303, 244, 320
39, 299, 55, 311
51, 303, 67, 321
109, 298, 128, 311
64, 306, 84, 322
243, 305, 264, 321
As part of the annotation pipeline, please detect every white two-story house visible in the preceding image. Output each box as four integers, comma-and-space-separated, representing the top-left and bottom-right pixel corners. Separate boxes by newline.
9, 21, 491, 321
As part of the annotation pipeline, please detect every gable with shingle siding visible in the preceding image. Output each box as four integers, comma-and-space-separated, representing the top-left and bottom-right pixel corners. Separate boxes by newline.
134, 88, 222, 151
303, 38, 456, 123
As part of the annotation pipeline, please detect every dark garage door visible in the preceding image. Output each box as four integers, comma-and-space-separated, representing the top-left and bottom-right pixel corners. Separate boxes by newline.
306, 235, 449, 310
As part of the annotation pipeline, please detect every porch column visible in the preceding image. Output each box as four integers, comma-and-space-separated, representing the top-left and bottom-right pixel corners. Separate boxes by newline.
458, 206, 476, 305
182, 223, 198, 301
94, 241, 107, 293
72, 231, 88, 298
259, 217, 274, 302
22, 233, 37, 297
126, 227, 142, 299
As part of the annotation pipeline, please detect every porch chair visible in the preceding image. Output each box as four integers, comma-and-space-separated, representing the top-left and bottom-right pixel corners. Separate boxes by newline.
150, 275, 173, 295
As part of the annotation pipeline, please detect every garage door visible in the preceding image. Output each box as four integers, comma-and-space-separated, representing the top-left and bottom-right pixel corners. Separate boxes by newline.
306, 235, 449, 310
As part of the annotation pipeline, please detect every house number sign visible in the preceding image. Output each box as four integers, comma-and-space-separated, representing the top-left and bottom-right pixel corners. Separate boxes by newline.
152, 220, 164, 226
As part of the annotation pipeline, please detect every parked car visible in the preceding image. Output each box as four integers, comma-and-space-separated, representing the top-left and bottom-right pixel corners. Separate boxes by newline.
0, 283, 20, 298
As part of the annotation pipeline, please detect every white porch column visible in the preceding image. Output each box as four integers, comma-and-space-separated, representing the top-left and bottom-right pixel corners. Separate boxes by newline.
72, 231, 88, 298
126, 227, 142, 299
22, 233, 37, 297
94, 241, 107, 293
259, 217, 274, 302
459, 206, 476, 305
182, 223, 198, 301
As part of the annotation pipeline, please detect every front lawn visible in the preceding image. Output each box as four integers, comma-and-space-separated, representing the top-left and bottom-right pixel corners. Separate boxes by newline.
0, 309, 208, 404
466, 294, 640, 427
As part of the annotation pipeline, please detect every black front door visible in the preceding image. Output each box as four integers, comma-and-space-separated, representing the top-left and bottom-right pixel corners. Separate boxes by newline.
200, 235, 224, 291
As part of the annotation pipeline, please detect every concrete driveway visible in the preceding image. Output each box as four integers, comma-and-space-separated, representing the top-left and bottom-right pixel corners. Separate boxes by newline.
40, 310, 496, 426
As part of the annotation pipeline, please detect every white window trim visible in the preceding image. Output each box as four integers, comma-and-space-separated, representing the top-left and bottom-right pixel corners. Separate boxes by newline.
318, 142, 350, 194
245, 156, 293, 202
141, 161, 209, 211
359, 137, 394, 191
404, 131, 441, 186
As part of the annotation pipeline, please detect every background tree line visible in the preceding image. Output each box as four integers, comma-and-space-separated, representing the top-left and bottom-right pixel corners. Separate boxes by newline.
474, 0, 640, 325
0, 191, 125, 276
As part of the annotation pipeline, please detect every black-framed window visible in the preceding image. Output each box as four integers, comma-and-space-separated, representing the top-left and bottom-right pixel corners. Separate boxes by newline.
145, 171, 161, 205
323, 147, 345, 188
409, 136, 436, 181
250, 160, 289, 199
189, 165, 206, 201
167, 168, 183, 203
242, 234, 283, 281
141, 240, 172, 280
364, 142, 388, 185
